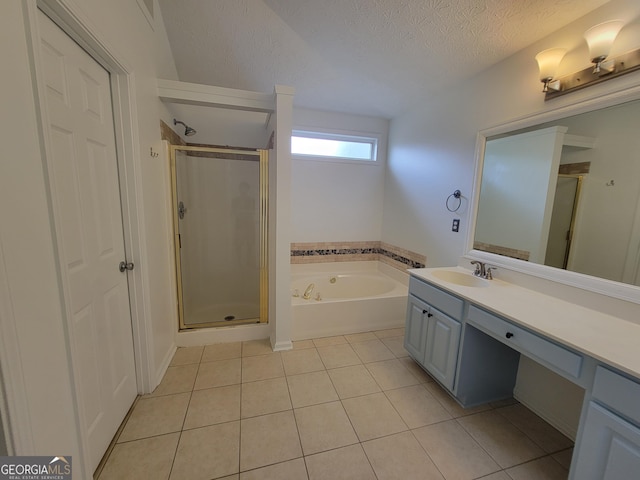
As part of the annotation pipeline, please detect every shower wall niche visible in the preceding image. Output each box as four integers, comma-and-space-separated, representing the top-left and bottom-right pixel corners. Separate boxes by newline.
171, 145, 268, 329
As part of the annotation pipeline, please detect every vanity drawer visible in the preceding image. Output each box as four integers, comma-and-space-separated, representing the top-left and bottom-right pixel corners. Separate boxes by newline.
409, 276, 464, 320
467, 305, 583, 379
592, 366, 640, 425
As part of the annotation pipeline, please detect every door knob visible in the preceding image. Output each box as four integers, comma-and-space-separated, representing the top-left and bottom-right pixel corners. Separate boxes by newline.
119, 261, 134, 273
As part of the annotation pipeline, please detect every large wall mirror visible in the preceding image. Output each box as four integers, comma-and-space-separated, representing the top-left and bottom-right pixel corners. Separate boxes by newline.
469, 90, 640, 301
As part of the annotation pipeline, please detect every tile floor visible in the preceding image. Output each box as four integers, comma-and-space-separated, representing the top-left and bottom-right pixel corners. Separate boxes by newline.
97, 328, 573, 480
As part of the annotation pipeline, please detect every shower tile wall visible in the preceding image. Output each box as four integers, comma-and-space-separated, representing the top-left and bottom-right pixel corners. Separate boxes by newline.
160, 120, 186, 146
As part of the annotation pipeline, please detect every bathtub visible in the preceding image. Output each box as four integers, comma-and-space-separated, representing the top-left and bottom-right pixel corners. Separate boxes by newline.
291, 261, 408, 340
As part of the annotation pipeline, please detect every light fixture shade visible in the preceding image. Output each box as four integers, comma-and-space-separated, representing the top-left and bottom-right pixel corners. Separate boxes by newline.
535, 48, 567, 81
584, 20, 624, 61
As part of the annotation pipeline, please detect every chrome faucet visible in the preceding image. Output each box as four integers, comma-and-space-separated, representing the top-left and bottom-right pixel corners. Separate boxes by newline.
302, 283, 315, 300
485, 266, 496, 280
470, 261, 496, 279
470, 261, 485, 277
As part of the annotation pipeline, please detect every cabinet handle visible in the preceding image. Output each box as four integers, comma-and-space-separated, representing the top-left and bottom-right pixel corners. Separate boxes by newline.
427, 313, 433, 317
505, 332, 514, 339
422, 309, 428, 314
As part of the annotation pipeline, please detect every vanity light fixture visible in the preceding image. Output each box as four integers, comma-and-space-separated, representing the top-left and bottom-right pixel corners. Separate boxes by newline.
537, 19, 640, 100
584, 20, 624, 73
535, 48, 567, 92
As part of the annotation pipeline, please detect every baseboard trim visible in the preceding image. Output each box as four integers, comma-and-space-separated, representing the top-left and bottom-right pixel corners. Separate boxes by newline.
272, 340, 293, 351
176, 323, 271, 347
152, 344, 177, 394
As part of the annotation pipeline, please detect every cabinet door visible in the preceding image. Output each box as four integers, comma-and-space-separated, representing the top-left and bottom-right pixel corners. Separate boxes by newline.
424, 309, 461, 390
404, 295, 430, 364
572, 402, 640, 480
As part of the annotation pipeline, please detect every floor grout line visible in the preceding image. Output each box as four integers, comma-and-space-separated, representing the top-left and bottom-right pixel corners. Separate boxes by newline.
101, 329, 574, 480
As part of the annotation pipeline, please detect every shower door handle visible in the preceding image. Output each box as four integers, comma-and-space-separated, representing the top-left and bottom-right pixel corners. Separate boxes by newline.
178, 201, 187, 219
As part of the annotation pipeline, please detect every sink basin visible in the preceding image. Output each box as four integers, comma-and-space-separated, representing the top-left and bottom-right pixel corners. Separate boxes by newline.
431, 270, 489, 288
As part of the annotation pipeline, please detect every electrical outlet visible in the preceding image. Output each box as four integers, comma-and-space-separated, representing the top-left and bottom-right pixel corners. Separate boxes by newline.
452, 219, 460, 232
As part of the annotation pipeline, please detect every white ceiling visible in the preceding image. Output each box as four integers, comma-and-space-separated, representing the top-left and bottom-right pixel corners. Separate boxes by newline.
158, 0, 609, 118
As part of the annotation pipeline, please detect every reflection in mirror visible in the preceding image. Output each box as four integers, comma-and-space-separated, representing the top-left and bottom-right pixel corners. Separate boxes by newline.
474, 99, 640, 287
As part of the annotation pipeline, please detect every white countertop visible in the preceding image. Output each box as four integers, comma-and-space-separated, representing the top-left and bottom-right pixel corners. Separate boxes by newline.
409, 266, 640, 380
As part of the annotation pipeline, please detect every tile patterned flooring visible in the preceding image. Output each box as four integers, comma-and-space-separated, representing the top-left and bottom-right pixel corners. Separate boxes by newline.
97, 328, 573, 480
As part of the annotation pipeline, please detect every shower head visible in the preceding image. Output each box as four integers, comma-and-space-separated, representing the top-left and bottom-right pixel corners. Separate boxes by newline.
173, 119, 197, 137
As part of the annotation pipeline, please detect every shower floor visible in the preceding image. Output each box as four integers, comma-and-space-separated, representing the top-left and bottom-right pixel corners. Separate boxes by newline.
183, 302, 260, 328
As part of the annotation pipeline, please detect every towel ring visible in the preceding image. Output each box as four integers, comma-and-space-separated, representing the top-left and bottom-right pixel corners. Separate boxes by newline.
446, 190, 462, 212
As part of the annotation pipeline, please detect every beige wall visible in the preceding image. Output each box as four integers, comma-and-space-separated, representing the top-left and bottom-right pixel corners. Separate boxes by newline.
291, 108, 390, 242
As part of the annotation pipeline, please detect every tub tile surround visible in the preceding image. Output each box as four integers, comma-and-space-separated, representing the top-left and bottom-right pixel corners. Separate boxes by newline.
291, 241, 426, 271
160, 119, 186, 146
472, 242, 531, 262
98, 334, 572, 480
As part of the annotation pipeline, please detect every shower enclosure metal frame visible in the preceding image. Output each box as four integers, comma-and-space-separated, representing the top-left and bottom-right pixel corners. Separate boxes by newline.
169, 144, 269, 329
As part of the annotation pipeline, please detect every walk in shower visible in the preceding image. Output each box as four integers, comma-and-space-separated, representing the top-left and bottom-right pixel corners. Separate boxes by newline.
170, 145, 268, 329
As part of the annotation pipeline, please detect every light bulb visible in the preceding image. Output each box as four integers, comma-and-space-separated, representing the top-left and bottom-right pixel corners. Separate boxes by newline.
584, 20, 624, 72
535, 48, 567, 92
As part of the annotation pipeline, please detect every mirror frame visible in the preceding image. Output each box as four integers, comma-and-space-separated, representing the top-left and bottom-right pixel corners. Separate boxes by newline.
466, 84, 640, 305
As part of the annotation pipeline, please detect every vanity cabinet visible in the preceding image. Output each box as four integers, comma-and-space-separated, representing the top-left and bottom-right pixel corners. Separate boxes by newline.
404, 277, 462, 390
423, 308, 461, 390
404, 295, 429, 361
406, 268, 640, 479
467, 304, 584, 384
571, 367, 640, 480
405, 275, 518, 402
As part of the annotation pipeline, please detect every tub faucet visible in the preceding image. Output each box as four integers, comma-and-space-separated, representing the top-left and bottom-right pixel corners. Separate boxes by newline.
302, 283, 315, 300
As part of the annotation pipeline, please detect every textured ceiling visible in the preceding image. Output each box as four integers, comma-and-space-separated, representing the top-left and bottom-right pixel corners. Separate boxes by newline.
158, 0, 608, 118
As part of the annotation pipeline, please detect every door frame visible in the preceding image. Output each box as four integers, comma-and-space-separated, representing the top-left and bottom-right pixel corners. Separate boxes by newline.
0, 0, 154, 474
549, 174, 584, 271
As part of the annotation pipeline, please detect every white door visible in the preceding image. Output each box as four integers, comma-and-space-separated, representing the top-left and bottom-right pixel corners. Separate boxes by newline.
37, 11, 137, 471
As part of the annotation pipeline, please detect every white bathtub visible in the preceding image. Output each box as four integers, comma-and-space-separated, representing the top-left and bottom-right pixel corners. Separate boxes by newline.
291, 261, 408, 340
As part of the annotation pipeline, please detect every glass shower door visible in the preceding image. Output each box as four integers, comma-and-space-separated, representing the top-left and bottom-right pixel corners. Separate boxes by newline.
171, 146, 267, 329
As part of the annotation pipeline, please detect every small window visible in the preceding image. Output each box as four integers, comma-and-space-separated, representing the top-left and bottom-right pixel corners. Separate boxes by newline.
292, 130, 378, 162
